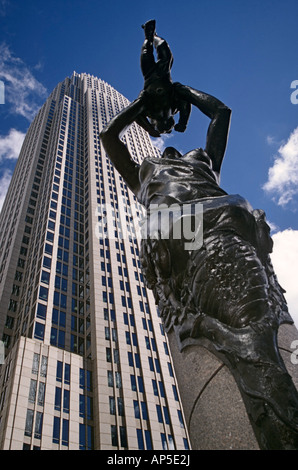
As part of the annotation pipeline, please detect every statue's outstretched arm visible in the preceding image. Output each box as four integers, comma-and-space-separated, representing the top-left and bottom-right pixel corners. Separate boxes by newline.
100, 96, 146, 194
173, 83, 231, 174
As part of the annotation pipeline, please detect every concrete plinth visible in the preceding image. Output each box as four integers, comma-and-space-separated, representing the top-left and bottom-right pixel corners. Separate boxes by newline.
167, 323, 298, 450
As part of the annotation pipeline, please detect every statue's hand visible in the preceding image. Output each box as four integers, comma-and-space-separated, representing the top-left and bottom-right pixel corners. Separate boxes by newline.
174, 122, 187, 133
173, 82, 184, 92
149, 128, 161, 138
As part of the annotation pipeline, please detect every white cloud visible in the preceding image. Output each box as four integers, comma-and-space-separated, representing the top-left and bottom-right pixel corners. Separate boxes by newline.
0, 169, 12, 211
0, 43, 47, 120
270, 229, 298, 326
0, 128, 25, 211
0, 128, 25, 162
151, 133, 173, 153
0, 0, 9, 16
263, 127, 298, 207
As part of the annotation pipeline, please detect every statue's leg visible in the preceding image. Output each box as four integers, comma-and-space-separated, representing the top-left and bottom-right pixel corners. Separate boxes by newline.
153, 35, 173, 70
141, 40, 155, 79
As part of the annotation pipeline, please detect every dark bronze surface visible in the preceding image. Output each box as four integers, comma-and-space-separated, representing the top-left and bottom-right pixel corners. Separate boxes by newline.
100, 21, 298, 449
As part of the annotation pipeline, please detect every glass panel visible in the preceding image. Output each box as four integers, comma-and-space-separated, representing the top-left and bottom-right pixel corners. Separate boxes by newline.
34, 412, 43, 439
32, 353, 40, 375
28, 379, 37, 403
62, 419, 69, 446
137, 429, 144, 450
111, 425, 118, 447
37, 382, 45, 406
79, 395, 85, 418
40, 356, 48, 377
25, 409, 34, 437
63, 389, 70, 413
120, 426, 127, 448
53, 416, 60, 444
109, 396, 116, 415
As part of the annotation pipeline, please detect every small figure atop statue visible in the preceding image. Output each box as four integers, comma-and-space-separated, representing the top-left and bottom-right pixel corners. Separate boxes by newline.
137, 19, 191, 136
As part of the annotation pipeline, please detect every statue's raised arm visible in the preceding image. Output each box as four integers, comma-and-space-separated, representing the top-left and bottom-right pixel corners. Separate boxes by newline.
173, 83, 231, 175
100, 95, 144, 195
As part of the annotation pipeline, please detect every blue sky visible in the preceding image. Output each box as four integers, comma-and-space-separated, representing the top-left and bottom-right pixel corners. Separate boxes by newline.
0, 0, 297, 323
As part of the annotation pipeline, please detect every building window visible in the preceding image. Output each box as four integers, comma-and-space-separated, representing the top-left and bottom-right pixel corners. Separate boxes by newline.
183, 438, 190, 450
141, 402, 148, 421
156, 404, 163, 423
120, 426, 127, 448
53, 416, 60, 444
55, 387, 61, 411
109, 396, 116, 415
167, 362, 174, 377
41, 271, 50, 285
32, 353, 39, 375
148, 357, 154, 371
79, 395, 85, 418
37, 382, 45, 406
145, 430, 152, 450
130, 375, 137, 392
111, 425, 118, 447
56, 361, 63, 382
163, 406, 170, 425
34, 412, 43, 439
36, 303, 47, 320
107, 370, 113, 387
115, 372, 122, 389
136, 429, 144, 450
25, 409, 34, 437
34, 322, 45, 340
40, 356, 48, 377
62, 419, 69, 446
106, 348, 112, 362
128, 352, 133, 367
79, 423, 86, 450
160, 433, 167, 450
64, 363, 70, 384
133, 400, 140, 419
117, 397, 124, 416
29, 379, 37, 403
137, 376, 144, 393
158, 381, 165, 398
172, 385, 179, 401
177, 409, 184, 428
39, 286, 48, 301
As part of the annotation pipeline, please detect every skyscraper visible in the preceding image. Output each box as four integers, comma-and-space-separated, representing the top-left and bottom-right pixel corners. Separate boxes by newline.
0, 73, 190, 450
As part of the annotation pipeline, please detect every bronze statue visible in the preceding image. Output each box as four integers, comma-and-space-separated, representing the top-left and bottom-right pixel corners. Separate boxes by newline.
100, 21, 298, 449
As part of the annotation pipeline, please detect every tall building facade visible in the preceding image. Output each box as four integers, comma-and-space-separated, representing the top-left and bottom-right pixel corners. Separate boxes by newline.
0, 73, 190, 450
